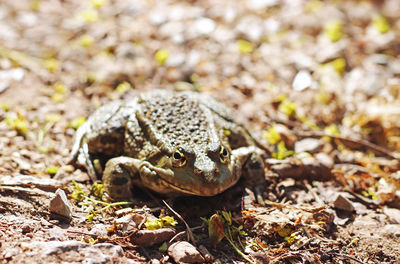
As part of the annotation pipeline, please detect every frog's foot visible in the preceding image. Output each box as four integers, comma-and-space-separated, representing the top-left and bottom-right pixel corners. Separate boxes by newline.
103, 157, 141, 200
233, 147, 266, 205
244, 153, 266, 205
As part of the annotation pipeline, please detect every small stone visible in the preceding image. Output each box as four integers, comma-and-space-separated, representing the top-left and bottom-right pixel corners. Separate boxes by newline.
315, 153, 334, 168
42, 241, 87, 255
89, 224, 108, 237
168, 241, 205, 264
21, 223, 35, 233
115, 214, 137, 234
3, 248, 19, 259
166, 53, 186, 67
247, 0, 279, 10
292, 70, 312, 91
131, 228, 176, 247
263, 18, 280, 34
333, 193, 355, 212
382, 224, 400, 238
148, 10, 167, 25
174, 81, 194, 92
48, 228, 66, 241
49, 189, 72, 220
236, 15, 263, 41
16, 12, 38, 27
92, 243, 124, 258
294, 138, 323, 154
22, 240, 124, 263
384, 207, 400, 224
193, 17, 216, 35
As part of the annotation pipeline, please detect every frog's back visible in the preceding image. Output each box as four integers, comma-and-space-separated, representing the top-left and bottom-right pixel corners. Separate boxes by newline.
138, 90, 219, 152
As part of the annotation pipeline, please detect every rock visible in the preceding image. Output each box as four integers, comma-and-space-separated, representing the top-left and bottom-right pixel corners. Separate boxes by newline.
294, 138, 323, 153
115, 214, 137, 234
384, 207, 400, 224
292, 70, 312, 91
3, 248, 19, 259
49, 189, 73, 220
48, 228, 66, 241
193, 17, 215, 35
382, 224, 400, 238
315, 153, 334, 168
21, 241, 124, 263
333, 193, 355, 212
148, 10, 167, 26
89, 224, 109, 237
92, 243, 124, 258
0, 175, 61, 192
131, 228, 176, 247
168, 241, 205, 264
16, 12, 38, 27
166, 53, 186, 67
0, 68, 25, 81
246, 0, 279, 10
236, 15, 264, 41
345, 68, 384, 96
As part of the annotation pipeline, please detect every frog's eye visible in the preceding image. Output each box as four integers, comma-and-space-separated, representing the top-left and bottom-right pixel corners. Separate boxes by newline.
172, 148, 187, 167
219, 146, 229, 163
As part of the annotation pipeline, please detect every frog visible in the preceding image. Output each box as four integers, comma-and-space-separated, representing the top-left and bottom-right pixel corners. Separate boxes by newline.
69, 90, 266, 202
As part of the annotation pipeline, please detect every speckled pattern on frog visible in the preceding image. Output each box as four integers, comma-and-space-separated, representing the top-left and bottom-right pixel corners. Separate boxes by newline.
69, 90, 266, 200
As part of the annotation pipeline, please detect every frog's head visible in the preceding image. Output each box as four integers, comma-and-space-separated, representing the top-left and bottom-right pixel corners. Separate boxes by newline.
158, 142, 241, 196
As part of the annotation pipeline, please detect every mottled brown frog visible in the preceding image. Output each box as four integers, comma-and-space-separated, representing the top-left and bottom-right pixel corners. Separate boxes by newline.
69, 90, 266, 201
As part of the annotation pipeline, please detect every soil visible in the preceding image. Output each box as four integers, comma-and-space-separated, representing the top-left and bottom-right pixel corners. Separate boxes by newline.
1, 0, 400, 263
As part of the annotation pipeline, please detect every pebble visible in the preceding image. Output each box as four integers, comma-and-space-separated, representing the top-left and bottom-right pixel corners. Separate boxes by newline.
315, 153, 334, 168
16, 12, 38, 27
382, 224, 400, 238
294, 138, 323, 153
49, 189, 73, 220
246, 0, 279, 10
333, 193, 355, 212
345, 68, 384, 96
21, 241, 123, 263
131, 228, 176, 247
236, 15, 264, 40
193, 17, 216, 35
383, 207, 400, 224
166, 53, 186, 67
292, 70, 312, 91
48, 227, 66, 241
89, 224, 109, 237
168, 241, 205, 264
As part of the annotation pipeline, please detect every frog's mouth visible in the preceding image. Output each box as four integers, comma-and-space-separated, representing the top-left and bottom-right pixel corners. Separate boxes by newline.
163, 178, 234, 196
160, 176, 237, 196
156, 167, 240, 197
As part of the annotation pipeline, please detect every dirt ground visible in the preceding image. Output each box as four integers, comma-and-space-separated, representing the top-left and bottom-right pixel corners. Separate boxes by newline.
1, 0, 400, 263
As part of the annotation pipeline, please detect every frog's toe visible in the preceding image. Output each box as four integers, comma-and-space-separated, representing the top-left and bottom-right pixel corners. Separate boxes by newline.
103, 162, 133, 200
244, 153, 265, 185
243, 153, 266, 205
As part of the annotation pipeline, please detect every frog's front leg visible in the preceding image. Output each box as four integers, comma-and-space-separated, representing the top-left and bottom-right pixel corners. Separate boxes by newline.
232, 146, 266, 205
103, 156, 175, 200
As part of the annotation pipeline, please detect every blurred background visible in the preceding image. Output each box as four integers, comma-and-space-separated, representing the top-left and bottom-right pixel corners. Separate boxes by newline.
1, 1, 400, 262
1, 0, 399, 166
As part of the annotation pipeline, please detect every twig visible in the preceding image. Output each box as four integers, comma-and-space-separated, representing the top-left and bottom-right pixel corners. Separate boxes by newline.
303, 181, 324, 206
330, 252, 364, 264
162, 200, 196, 244
297, 131, 399, 160
169, 225, 204, 243
270, 247, 318, 263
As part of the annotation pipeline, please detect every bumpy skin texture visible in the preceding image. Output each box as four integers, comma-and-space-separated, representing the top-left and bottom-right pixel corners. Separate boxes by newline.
69, 90, 265, 199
